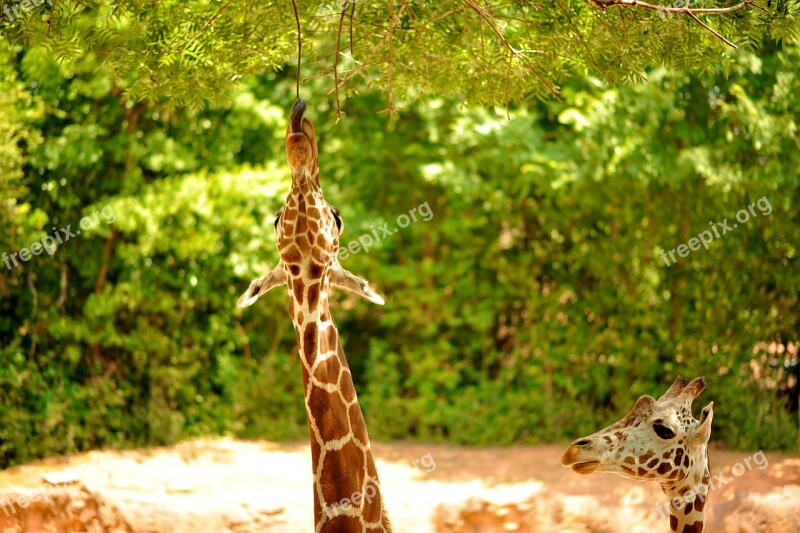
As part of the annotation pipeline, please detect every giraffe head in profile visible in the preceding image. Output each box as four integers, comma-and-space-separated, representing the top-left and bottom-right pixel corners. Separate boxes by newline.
561, 376, 713, 533
237, 98, 384, 309
237, 99, 391, 532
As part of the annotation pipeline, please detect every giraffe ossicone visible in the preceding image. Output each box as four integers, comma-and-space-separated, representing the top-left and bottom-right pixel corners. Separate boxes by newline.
561, 376, 713, 533
238, 98, 391, 532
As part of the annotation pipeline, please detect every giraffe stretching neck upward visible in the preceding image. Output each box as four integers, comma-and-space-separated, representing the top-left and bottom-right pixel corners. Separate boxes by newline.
561, 377, 713, 533
238, 99, 391, 532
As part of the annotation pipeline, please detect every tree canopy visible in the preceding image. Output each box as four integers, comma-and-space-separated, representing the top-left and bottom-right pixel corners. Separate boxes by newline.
2, 1, 799, 108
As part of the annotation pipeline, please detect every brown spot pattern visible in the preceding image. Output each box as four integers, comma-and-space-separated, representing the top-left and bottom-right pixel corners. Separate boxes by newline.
314, 354, 341, 385
349, 402, 369, 444
308, 385, 351, 443
296, 213, 308, 235
319, 439, 363, 502
307, 283, 320, 309
292, 278, 305, 306
283, 245, 302, 263
694, 495, 706, 512
322, 325, 338, 353
303, 322, 318, 361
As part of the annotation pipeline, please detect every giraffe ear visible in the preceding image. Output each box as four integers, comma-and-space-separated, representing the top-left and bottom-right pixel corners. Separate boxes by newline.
328, 265, 385, 306
691, 401, 714, 446
237, 262, 288, 308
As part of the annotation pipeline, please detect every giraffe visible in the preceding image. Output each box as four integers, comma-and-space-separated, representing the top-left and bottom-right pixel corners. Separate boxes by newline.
237, 98, 392, 532
561, 376, 714, 533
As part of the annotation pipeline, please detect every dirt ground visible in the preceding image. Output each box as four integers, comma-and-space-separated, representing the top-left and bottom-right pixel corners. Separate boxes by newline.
0, 439, 798, 532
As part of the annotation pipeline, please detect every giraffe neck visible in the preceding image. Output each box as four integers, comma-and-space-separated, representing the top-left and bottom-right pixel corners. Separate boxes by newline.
658, 449, 710, 533
288, 276, 391, 532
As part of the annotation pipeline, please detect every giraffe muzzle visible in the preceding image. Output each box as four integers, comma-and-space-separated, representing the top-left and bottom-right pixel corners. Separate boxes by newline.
561, 436, 604, 473
286, 98, 316, 169
290, 98, 307, 134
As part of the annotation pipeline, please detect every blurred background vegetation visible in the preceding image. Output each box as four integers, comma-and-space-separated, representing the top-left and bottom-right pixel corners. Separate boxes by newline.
1, 2, 799, 469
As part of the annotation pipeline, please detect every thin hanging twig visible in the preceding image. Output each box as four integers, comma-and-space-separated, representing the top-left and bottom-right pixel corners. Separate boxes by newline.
385, 0, 396, 115
46, 0, 57, 34
685, 10, 735, 48
334, 1, 350, 121
291, 0, 302, 99
504, 53, 512, 120
461, 0, 558, 98
349, 0, 356, 55
554, 0, 604, 77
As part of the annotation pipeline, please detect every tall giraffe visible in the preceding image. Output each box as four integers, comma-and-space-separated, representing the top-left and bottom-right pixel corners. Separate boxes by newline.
238, 99, 391, 532
561, 376, 714, 533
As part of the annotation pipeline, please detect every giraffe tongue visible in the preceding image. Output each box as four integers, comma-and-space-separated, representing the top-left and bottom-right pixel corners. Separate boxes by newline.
290, 99, 306, 133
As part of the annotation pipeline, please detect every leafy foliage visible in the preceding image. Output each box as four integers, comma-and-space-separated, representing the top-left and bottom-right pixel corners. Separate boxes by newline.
1, 1, 798, 107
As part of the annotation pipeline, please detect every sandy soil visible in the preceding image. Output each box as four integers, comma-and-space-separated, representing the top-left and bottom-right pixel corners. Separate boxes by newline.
0, 439, 798, 532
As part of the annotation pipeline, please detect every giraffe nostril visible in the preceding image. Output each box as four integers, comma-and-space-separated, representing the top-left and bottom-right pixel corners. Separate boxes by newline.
575, 438, 592, 447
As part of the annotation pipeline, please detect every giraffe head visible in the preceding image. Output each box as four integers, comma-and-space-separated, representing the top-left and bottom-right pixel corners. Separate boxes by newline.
237, 99, 384, 309
561, 376, 713, 483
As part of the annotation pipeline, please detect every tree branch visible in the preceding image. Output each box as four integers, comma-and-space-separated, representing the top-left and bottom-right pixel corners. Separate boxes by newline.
589, 0, 754, 15
685, 10, 736, 48
588, 0, 759, 49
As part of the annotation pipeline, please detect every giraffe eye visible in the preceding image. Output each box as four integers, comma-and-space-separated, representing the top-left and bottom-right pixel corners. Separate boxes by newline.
653, 423, 675, 440
274, 210, 282, 231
